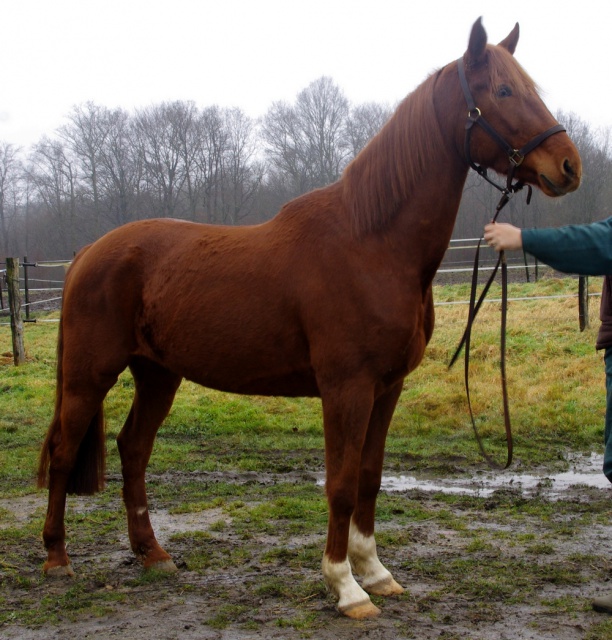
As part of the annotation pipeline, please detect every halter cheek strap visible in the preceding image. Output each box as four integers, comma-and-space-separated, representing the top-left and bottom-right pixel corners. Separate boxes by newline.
457, 57, 566, 193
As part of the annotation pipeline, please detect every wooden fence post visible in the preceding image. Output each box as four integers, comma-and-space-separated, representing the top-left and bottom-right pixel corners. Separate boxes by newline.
522, 251, 530, 283
6, 257, 25, 365
23, 255, 30, 321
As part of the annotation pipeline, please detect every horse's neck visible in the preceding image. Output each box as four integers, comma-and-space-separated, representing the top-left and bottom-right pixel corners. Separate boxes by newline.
377, 159, 468, 285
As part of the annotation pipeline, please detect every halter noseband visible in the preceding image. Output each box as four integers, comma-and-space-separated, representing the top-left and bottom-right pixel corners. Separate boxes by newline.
457, 56, 566, 194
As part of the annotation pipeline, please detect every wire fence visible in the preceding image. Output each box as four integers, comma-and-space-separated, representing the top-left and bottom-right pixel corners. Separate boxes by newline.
0, 258, 69, 323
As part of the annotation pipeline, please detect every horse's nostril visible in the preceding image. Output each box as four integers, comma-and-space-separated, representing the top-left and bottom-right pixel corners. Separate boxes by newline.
563, 158, 575, 177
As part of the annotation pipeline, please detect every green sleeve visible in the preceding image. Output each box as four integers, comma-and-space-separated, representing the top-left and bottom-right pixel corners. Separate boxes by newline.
521, 217, 612, 276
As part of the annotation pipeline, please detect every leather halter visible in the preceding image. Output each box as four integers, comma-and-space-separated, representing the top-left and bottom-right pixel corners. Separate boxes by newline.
457, 56, 566, 194
451, 57, 567, 469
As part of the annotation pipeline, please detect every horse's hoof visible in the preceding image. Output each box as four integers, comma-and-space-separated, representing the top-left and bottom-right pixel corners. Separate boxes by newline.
146, 559, 178, 573
340, 599, 381, 619
44, 563, 75, 578
365, 576, 404, 597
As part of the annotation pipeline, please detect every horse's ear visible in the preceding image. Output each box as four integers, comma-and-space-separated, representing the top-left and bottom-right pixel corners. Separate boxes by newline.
498, 23, 520, 55
465, 17, 487, 67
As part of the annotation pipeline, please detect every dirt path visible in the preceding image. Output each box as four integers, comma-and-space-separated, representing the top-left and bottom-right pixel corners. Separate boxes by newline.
2, 459, 612, 640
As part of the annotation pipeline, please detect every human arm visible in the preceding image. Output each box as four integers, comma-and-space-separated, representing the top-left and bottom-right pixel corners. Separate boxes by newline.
484, 217, 612, 276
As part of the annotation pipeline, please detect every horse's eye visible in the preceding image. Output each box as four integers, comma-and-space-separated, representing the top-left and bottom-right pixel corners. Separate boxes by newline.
497, 85, 513, 99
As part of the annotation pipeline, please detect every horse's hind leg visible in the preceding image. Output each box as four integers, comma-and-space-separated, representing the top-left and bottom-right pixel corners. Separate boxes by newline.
348, 381, 404, 597
43, 385, 115, 576
117, 357, 182, 571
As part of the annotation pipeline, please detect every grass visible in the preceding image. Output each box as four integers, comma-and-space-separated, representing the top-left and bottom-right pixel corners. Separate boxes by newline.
0, 275, 610, 637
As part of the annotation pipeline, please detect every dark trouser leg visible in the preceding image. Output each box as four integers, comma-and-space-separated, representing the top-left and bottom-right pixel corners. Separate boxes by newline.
591, 348, 612, 613
603, 348, 612, 483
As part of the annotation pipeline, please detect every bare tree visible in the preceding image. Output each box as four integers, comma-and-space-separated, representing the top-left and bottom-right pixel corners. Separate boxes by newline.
188, 106, 262, 224
27, 138, 79, 254
261, 76, 351, 199
0, 142, 22, 255
218, 107, 263, 224
59, 103, 107, 235
261, 100, 309, 198
553, 111, 612, 225
194, 105, 226, 222
296, 76, 350, 185
97, 107, 141, 226
346, 102, 393, 157
133, 101, 196, 218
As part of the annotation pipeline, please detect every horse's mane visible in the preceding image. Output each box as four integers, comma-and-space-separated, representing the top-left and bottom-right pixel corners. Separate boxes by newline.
343, 46, 539, 237
342, 69, 444, 237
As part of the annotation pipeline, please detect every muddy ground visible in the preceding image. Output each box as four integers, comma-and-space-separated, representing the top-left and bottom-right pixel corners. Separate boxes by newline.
2, 458, 612, 640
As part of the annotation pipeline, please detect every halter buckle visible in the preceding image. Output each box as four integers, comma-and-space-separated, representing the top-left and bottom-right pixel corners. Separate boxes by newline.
508, 150, 524, 167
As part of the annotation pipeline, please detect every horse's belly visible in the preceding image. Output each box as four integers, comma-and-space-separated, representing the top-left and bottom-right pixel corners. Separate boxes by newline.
136, 310, 318, 396
186, 367, 320, 397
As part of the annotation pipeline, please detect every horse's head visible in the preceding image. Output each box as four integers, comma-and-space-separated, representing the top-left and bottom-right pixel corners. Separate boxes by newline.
456, 18, 581, 196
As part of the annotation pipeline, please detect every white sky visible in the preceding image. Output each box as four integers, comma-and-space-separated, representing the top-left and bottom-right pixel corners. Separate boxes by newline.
1, 0, 609, 148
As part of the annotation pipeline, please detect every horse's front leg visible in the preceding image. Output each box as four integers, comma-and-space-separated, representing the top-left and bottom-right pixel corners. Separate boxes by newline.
320, 381, 381, 619
349, 382, 404, 597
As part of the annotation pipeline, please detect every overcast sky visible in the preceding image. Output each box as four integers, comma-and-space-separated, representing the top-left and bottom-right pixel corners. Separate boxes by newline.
1, 0, 609, 148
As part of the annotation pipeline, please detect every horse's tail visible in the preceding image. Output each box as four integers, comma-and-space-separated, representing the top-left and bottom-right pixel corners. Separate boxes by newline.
37, 314, 106, 495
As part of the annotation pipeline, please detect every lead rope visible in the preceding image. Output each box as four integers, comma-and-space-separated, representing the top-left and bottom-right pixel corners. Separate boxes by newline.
449, 190, 515, 469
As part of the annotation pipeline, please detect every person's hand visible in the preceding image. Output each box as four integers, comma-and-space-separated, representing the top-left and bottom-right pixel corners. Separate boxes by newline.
483, 222, 523, 252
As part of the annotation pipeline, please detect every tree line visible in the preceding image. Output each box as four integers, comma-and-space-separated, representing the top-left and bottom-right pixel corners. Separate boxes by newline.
0, 76, 611, 260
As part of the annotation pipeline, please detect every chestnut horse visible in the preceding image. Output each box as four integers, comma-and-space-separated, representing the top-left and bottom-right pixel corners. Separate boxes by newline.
38, 19, 581, 618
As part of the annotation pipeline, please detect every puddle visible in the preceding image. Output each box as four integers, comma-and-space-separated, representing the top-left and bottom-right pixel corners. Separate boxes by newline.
318, 453, 611, 500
